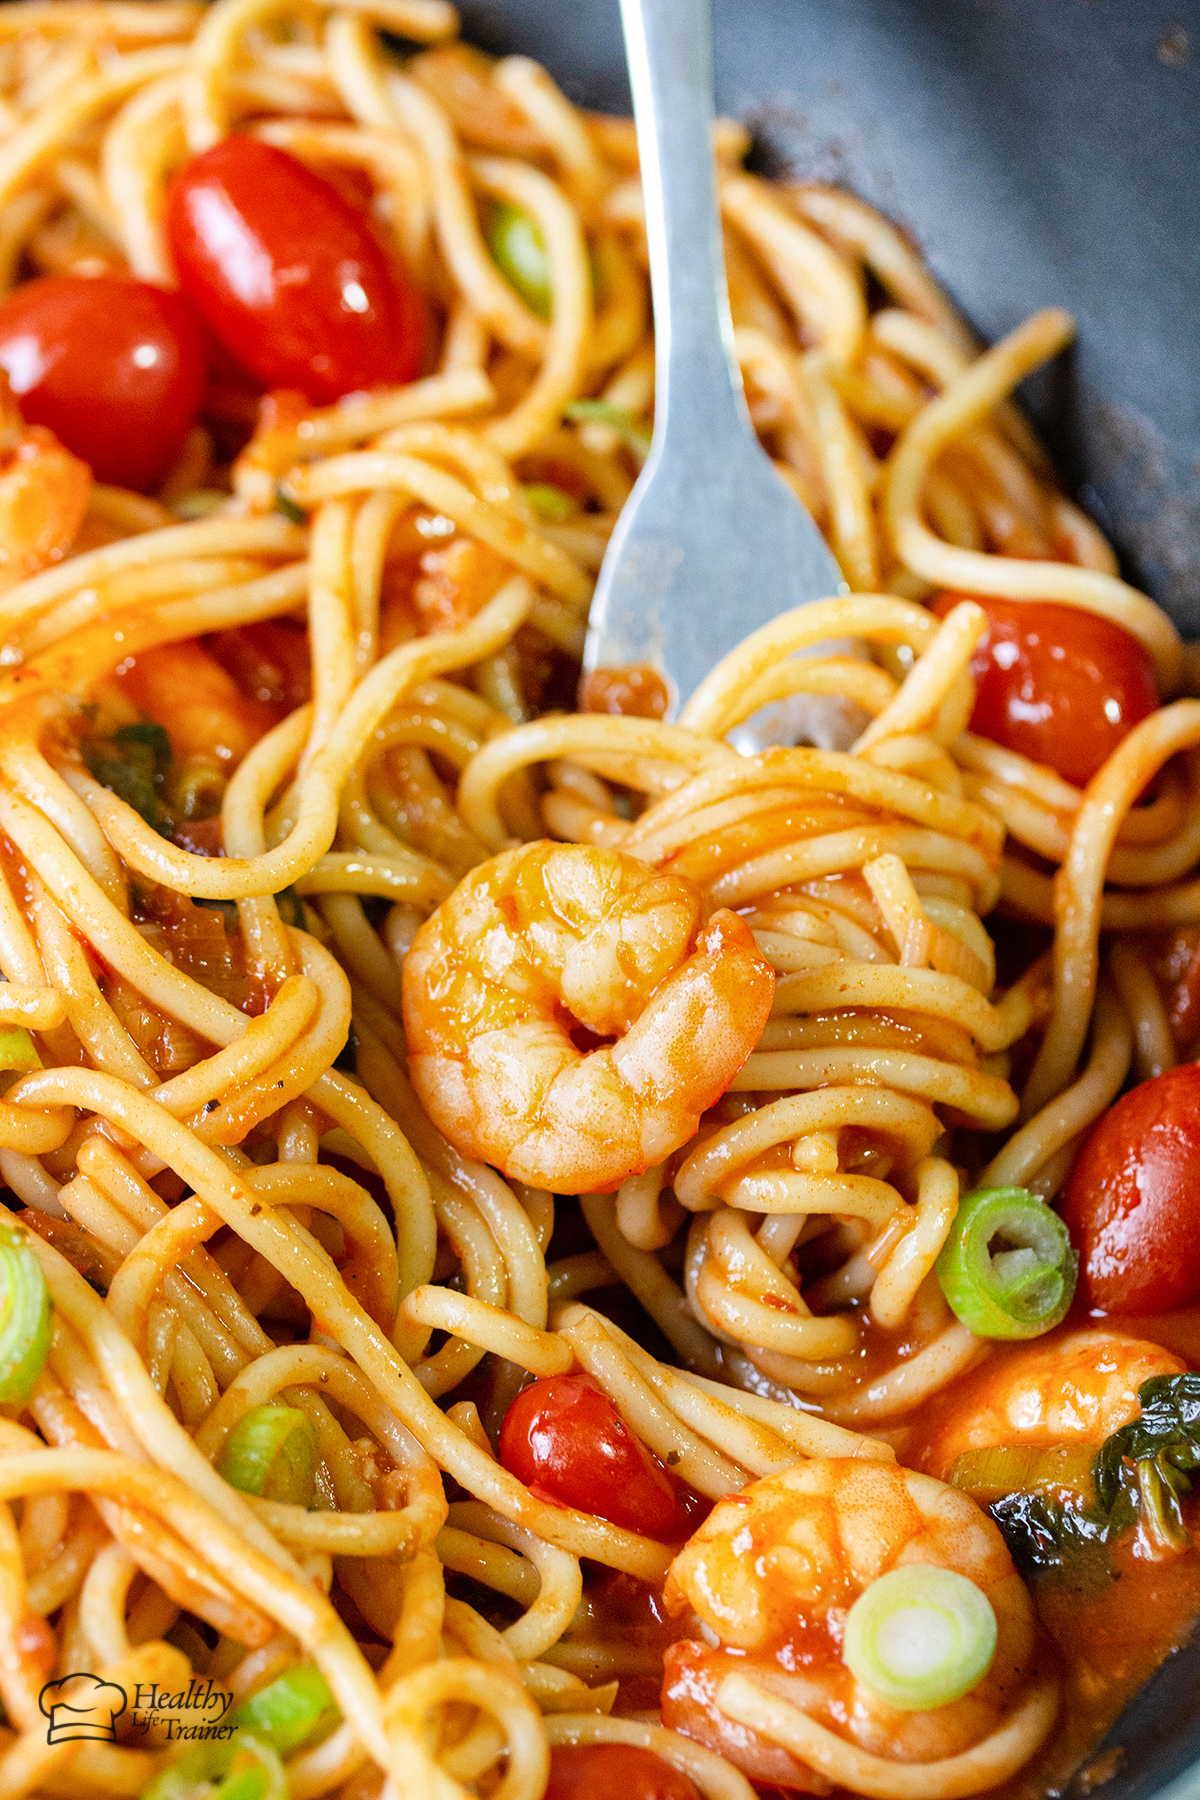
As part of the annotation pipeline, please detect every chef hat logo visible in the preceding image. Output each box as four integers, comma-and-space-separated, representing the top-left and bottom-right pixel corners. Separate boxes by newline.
38, 1674, 128, 1744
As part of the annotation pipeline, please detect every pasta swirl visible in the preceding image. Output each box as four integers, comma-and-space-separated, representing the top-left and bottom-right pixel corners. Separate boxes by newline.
0, 5, 1189, 1798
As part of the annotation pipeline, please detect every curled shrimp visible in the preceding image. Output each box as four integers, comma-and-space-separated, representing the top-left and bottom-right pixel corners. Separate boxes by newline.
661, 1457, 1055, 1795
910, 1328, 1186, 1481
0, 377, 91, 591
402, 839, 774, 1190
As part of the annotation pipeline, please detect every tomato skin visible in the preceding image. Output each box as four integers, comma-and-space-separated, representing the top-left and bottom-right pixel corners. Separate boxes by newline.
1063, 1064, 1200, 1313
544, 1743, 701, 1800
498, 1374, 680, 1539
932, 593, 1158, 787
166, 137, 425, 404
0, 275, 205, 491
206, 621, 312, 713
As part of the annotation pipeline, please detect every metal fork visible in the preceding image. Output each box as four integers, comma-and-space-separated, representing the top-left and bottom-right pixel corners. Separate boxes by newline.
582, 0, 855, 741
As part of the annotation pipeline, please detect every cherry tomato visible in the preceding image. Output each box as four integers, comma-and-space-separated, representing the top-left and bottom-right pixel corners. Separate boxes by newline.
166, 137, 425, 404
498, 1374, 680, 1540
0, 275, 205, 491
171, 815, 223, 858
206, 621, 312, 713
932, 593, 1158, 788
544, 1743, 701, 1800
1062, 1063, 1200, 1313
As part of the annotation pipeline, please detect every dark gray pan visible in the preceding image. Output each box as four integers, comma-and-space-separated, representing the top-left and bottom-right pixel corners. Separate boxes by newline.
463, 0, 1200, 640
457, 2, 1200, 1794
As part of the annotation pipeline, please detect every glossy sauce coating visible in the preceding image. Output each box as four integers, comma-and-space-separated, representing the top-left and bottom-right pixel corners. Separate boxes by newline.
579, 664, 671, 720
544, 1742, 701, 1800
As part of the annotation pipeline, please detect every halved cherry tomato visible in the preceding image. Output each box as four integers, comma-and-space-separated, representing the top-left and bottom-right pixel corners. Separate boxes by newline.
544, 1743, 701, 1800
0, 274, 205, 491
932, 593, 1158, 788
166, 137, 425, 404
206, 621, 312, 713
498, 1374, 680, 1540
1146, 925, 1200, 1056
172, 815, 223, 858
1063, 1063, 1200, 1313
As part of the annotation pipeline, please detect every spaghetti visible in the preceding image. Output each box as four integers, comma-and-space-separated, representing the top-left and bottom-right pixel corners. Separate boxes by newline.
0, 4, 1194, 1799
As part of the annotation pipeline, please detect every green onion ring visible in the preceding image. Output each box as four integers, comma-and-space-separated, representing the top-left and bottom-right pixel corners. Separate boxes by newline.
842, 1565, 998, 1710
143, 1732, 285, 1800
487, 202, 552, 319
936, 1185, 1077, 1340
226, 1664, 338, 1756
0, 1215, 52, 1405
216, 1404, 319, 1507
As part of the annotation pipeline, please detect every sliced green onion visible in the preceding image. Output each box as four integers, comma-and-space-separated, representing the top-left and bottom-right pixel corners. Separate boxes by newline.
172, 489, 229, 520
947, 1443, 1096, 1506
487, 202, 551, 318
523, 481, 580, 522
562, 398, 653, 462
215, 1769, 271, 1800
0, 1026, 41, 1073
273, 487, 307, 525
143, 1732, 285, 1800
843, 1565, 997, 1711
216, 1405, 319, 1507
0, 1216, 52, 1405
226, 1664, 338, 1755
936, 1186, 1077, 1340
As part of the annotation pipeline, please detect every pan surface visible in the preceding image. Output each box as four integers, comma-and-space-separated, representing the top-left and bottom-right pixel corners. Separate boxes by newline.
459, 1, 1200, 1795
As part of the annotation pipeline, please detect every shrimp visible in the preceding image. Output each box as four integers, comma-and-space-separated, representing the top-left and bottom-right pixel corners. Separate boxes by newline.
402, 839, 774, 1191
117, 639, 280, 769
911, 1329, 1186, 1482
660, 1458, 1055, 1795
0, 377, 90, 592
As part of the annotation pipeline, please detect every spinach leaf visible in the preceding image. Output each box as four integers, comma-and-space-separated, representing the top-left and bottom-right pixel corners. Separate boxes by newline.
957, 1375, 1200, 1582
83, 721, 174, 834
113, 720, 171, 774
1093, 1372, 1200, 1552
988, 1489, 1113, 1594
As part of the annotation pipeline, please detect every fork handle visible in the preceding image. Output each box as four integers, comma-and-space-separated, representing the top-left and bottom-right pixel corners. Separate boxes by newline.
619, 0, 747, 450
